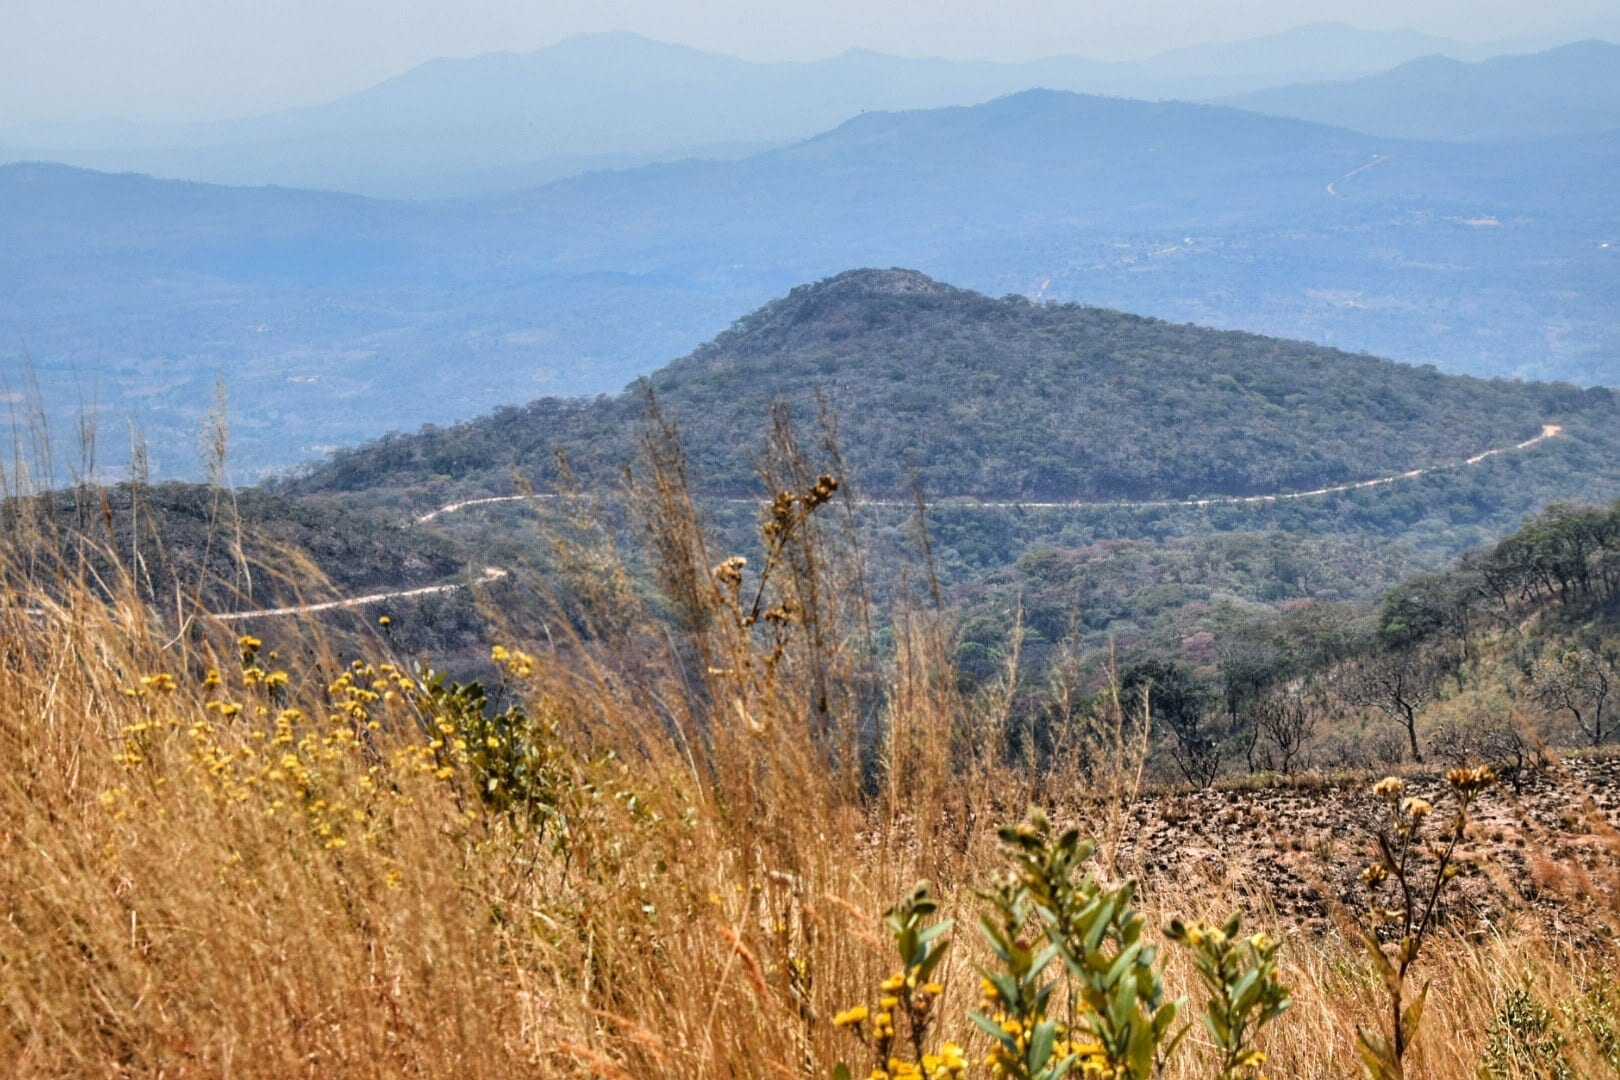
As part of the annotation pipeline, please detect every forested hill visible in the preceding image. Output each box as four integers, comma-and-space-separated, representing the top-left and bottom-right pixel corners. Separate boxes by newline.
289, 269, 1614, 503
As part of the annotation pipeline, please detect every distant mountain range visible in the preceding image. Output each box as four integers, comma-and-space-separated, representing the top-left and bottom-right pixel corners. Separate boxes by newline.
0, 26, 1543, 198
4, 91, 1617, 480
1222, 40, 1620, 140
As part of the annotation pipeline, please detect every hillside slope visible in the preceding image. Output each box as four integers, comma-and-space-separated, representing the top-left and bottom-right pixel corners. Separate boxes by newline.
290, 269, 1615, 504
2, 482, 464, 612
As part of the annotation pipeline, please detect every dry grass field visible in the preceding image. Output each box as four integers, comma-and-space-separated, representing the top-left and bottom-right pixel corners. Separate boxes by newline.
4, 455, 1618, 1078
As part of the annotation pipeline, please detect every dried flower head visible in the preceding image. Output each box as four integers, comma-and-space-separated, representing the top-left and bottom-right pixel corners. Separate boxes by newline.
1373, 776, 1405, 800
1401, 796, 1434, 819
712, 555, 747, 589
1445, 765, 1496, 794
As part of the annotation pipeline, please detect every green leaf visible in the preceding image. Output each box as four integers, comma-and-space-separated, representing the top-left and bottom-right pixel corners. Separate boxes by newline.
978, 917, 1015, 955
1104, 941, 1142, 988
1109, 972, 1139, 1033
1086, 897, 1116, 952
1029, 1019, 1056, 1072
1152, 999, 1183, 1040
1159, 1013, 1191, 1061
917, 938, 951, 980
832, 1065, 852, 1080
1127, 1020, 1156, 1080
1031, 941, 1061, 979
971, 1011, 1022, 1056
1362, 931, 1399, 995
986, 971, 1021, 1009
1230, 967, 1260, 1009
1356, 1027, 1400, 1080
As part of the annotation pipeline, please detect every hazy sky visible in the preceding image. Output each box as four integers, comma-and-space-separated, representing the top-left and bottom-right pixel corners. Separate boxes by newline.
3, 0, 1617, 125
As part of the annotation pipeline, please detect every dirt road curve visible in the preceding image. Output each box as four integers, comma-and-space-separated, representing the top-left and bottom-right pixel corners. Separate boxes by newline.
209, 567, 508, 623
24, 425, 1561, 624
418, 424, 1566, 519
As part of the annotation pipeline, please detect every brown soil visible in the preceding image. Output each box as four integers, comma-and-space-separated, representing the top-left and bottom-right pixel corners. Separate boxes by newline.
1118, 753, 1620, 941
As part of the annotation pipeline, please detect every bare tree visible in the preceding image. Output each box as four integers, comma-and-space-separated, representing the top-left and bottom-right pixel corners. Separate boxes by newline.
1527, 647, 1614, 747
1429, 711, 1546, 794
1340, 653, 1438, 763
1254, 694, 1318, 775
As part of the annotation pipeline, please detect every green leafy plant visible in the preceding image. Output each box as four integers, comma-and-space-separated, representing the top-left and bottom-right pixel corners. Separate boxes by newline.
1480, 987, 1571, 1079
997, 813, 1185, 1080
832, 882, 964, 1079
417, 658, 570, 842
1567, 968, 1620, 1071
1165, 913, 1291, 1079
972, 879, 1070, 1079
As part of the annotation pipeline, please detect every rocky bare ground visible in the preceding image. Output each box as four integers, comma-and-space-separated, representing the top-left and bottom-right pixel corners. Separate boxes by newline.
1119, 752, 1620, 940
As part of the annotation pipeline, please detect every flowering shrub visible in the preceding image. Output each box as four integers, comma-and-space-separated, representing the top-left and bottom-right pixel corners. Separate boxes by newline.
833, 883, 964, 1079
836, 814, 1298, 1080
993, 814, 1183, 1080
419, 654, 570, 841
1164, 915, 1290, 1079
1356, 766, 1497, 1079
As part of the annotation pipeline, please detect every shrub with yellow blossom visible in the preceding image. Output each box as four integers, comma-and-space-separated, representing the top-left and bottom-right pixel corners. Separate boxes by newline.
1164, 914, 1291, 1079
844, 819, 1298, 1080
972, 877, 1075, 1079
833, 882, 964, 1080
996, 814, 1184, 1080
416, 657, 572, 842
1356, 766, 1496, 1079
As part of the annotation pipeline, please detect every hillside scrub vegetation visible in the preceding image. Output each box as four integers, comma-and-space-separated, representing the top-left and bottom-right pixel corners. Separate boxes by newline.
955, 500, 1620, 785
11, 88, 1620, 480
5, 417, 1619, 1077
268, 272, 1619, 684
287, 270, 1616, 505
2, 480, 464, 608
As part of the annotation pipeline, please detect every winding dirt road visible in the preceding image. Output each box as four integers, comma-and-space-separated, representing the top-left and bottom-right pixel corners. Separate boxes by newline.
418, 424, 1565, 519
191, 423, 1564, 621
1327, 153, 1394, 197
209, 567, 508, 623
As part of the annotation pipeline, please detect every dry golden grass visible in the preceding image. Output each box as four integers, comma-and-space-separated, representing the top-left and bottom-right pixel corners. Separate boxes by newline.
3, 439, 1618, 1078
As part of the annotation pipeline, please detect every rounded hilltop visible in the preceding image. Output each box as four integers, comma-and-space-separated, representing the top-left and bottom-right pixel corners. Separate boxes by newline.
736, 268, 962, 336
787, 267, 955, 301
289, 266, 1611, 506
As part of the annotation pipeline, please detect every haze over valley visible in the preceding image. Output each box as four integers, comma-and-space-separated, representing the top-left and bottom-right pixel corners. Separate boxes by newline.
3, 30, 1618, 480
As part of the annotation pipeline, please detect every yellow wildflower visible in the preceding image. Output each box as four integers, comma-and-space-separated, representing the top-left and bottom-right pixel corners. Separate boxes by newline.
832, 1005, 869, 1028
